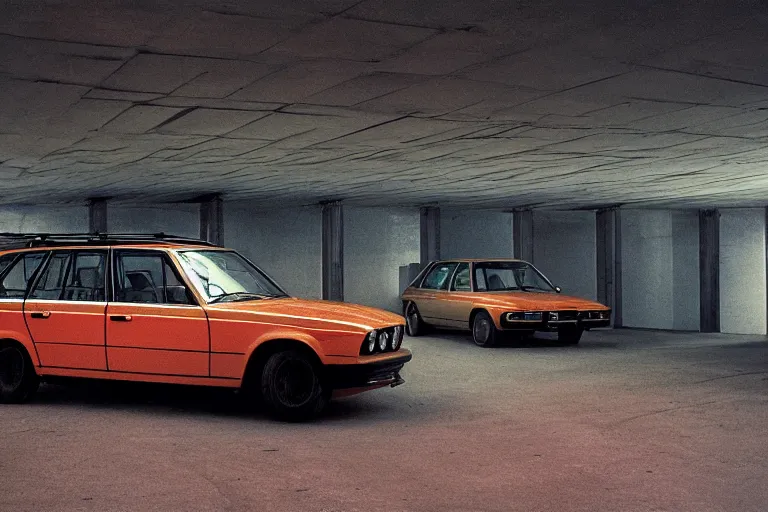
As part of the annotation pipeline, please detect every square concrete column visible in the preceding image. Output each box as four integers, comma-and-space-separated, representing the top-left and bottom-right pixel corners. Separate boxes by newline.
513, 209, 534, 262
88, 198, 108, 234
699, 209, 720, 332
419, 206, 440, 266
322, 201, 344, 301
596, 208, 622, 327
199, 194, 224, 245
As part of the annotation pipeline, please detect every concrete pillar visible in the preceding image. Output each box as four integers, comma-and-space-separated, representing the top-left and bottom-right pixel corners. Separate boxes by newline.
322, 201, 344, 301
513, 209, 534, 262
419, 206, 440, 266
596, 208, 622, 327
199, 194, 223, 245
699, 209, 720, 332
88, 198, 108, 233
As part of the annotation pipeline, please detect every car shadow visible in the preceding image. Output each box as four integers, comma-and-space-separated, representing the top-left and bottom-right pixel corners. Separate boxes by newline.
27, 378, 441, 424
416, 330, 620, 349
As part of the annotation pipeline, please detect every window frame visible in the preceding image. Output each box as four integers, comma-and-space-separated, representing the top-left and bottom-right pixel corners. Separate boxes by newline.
27, 249, 109, 303
449, 262, 471, 292
111, 248, 199, 307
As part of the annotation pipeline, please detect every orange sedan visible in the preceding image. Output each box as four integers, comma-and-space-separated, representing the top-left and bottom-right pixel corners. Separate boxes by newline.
401, 259, 611, 347
0, 234, 410, 421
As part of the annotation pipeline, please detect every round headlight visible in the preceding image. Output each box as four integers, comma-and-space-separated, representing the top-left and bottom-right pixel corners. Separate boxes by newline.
391, 326, 402, 350
378, 331, 389, 351
367, 331, 377, 353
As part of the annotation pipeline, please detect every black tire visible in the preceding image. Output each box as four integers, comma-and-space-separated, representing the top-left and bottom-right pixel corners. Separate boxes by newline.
261, 350, 328, 422
472, 311, 498, 348
405, 302, 426, 337
558, 327, 583, 345
0, 342, 39, 404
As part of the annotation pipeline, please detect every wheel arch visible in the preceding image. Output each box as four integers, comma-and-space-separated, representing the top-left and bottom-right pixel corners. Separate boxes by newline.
241, 335, 323, 390
0, 335, 39, 368
470, 307, 503, 329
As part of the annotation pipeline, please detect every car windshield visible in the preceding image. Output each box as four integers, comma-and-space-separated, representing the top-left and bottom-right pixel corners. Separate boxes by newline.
475, 261, 555, 293
176, 250, 287, 303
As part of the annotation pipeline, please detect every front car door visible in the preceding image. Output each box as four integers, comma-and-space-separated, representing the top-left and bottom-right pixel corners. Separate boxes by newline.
24, 250, 108, 371
106, 249, 209, 377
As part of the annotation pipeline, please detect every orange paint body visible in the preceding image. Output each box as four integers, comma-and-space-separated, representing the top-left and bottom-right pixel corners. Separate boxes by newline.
0, 244, 410, 395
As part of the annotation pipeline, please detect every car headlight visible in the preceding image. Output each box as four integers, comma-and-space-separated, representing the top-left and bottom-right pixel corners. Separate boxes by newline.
377, 330, 389, 351
366, 330, 377, 353
391, 326, 403, 350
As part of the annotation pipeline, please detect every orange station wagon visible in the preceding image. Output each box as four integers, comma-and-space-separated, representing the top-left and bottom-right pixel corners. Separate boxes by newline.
401, 259, 611, 347
0, 233, 411, 421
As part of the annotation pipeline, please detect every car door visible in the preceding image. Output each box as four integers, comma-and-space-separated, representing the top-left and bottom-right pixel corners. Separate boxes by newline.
24, 250, 108, 371
440, 262, 475, 328
417, 262, 458, 326
106, 249, 210, 377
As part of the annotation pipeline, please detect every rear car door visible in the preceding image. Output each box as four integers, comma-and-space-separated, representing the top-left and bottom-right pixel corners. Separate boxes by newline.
106, 249, 210, 377
24, 250, 108, 371
441, 262, 474, 327
417, 262, 458, 326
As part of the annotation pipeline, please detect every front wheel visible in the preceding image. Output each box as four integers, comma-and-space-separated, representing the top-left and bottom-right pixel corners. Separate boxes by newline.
558, 327, 583, 345
261, 350, 328, 422
0, 343, 39, 404
472, 311, 498, 347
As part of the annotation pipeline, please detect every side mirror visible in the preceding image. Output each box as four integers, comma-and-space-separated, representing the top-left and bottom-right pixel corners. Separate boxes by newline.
555, 286, 561, 293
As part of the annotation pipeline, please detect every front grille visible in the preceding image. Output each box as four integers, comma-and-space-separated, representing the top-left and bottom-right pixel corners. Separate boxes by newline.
550, 310, 578, 321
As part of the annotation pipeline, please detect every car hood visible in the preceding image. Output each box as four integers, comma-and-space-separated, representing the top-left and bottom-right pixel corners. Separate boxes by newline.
474, 291, 609, 311
207, 297, 404, 331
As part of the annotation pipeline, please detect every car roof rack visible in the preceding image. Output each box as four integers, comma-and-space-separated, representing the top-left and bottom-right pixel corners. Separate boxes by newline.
0, 232, 219, 250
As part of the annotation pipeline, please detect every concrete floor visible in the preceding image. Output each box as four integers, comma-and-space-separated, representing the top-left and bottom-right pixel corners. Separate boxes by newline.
1, 329, 767, 512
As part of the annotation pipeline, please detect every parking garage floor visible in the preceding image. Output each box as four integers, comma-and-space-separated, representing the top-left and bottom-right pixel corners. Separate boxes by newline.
2, 329, 767, 512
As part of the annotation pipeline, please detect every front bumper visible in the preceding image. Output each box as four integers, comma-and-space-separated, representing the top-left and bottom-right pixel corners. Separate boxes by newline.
326, 351, 412, 389
500, 310, 611, 331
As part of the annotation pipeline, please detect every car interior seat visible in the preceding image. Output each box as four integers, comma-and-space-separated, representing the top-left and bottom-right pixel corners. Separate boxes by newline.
487, 273, 506, 291
65, 266, 103, 301
122, 271, 159, 303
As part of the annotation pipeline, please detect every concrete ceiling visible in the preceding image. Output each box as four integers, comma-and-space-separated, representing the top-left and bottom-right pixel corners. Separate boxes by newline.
1, 0, 768, 209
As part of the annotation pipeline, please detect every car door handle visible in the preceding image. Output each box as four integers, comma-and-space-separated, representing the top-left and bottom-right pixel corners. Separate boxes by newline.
30, 311, 51, 319
109, 315, 132, 322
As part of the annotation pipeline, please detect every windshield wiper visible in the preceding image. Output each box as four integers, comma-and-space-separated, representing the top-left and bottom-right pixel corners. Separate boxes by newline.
210, 292, 266, 304
520, 285, 550, 292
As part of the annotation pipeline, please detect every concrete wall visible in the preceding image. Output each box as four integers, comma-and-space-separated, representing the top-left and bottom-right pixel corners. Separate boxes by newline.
344, 207, 420, 313
720, 209, 767, 335
225, 205, 322, 299
108, 204, 198, 238
672, 211, 700, 331
0, 205, 88, 232
440, 209, 513, 259
533, 210, 596, 300
621, 210, 675, 329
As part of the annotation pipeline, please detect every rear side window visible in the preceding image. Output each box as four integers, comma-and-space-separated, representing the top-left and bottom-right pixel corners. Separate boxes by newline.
30, 251, 107, 302
0, 253, 45, 299
421, 263, 458, 290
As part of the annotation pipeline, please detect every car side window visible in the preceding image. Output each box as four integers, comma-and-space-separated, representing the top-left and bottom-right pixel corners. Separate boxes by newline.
451, 263, 471, 291
115, 251, 193, 305
0, 253, 45, 298
422, 263, 458, 290
29, 251, 106, 301
475, 267, 487, 291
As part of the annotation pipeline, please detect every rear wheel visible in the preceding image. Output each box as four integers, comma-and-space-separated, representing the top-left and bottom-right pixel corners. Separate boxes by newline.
405, 302, 426, 336
472, 311, 498, 348
558, 327, 583, 345
0, 342, 39, 404
261, 350, 328, 422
